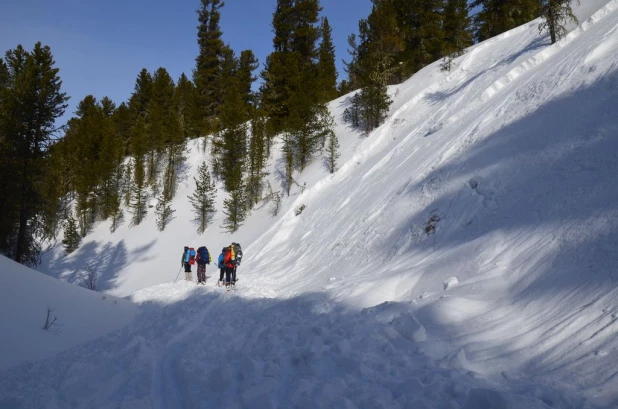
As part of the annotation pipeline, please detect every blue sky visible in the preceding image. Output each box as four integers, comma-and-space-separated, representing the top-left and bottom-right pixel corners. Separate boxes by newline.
0, 0, 373, 125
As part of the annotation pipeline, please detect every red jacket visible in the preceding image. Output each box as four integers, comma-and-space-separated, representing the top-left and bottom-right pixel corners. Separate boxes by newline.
223, 251, 234, 268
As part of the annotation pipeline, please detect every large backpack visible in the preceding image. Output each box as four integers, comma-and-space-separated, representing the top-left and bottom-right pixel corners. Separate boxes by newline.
188, 247, 196, 265
231, 243, 243, 266
223, 246, 235, 267
197, 246, 210, 265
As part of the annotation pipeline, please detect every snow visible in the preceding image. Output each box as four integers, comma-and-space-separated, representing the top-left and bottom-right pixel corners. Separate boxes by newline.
0, 255, 137, 371
2, 0, 618, 407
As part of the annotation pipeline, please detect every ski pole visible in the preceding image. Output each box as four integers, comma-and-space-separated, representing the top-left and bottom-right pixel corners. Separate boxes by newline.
173, 266, 183, 284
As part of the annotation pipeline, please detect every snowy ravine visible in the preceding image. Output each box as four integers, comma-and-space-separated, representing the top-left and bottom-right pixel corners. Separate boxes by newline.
2, 0, 618, 407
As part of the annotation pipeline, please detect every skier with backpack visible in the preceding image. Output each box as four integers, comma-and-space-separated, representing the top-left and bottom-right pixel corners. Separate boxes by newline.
222, 246, 236, 289
181, 246, 196, 281
217, 247, 226, 286
195, 246, 211, 284
230, 242, 243, 284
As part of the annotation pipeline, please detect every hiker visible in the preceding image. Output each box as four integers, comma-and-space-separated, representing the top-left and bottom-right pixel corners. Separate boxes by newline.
181, 246, 196, 281
195, 246, 211, 284
230, 242, 243, 284
222, 246, 235, 287
217, 247, 226, 285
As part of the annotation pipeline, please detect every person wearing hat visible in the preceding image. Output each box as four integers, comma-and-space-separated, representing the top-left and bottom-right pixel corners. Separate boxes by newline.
181, 246, 193, 281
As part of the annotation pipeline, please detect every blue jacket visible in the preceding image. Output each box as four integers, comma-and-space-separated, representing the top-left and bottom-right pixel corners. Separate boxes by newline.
218, 253, 225, 269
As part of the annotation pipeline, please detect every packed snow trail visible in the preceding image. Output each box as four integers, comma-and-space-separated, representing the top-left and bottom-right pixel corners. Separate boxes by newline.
0, 278, 595, 408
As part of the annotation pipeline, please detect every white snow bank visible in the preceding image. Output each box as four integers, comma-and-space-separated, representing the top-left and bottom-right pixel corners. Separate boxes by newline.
0, 255, 137, 370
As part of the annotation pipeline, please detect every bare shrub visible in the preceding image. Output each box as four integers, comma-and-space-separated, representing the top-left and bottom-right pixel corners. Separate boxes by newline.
42, 307, 63, 334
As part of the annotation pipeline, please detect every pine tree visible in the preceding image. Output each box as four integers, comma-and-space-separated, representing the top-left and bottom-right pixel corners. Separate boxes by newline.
221, 180, 247, 233
130, 118, 148, 226
112, 102, 132, 156
214, 47, 248, 193
71, 96, 104, 235
0, 43, 69, 265
441, 0, 473, 71
96, 97, 122, 221
247, 115, 269, 208
122, 162, 133, 207
174, 73, 200, 139
128, 68, 153, 120
359, 55, 395, 132
194, 0, 225, 134
472, 0, 541, 42
155, 190, 175, 231
147, 68, 177, 191
0, 57, 12, 254
188, 161, 217, 234
62, 212, 81, 254
539, 0, 579, 44
237, 50, 259, 120
109, 164, 125, 233
260, 0, 322, 134
326, 129, 340, 173
283, 135, 294, 197
317, 17, 338, 102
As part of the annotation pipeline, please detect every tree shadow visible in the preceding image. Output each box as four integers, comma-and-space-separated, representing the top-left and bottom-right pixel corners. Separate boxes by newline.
42, 239, 157, 292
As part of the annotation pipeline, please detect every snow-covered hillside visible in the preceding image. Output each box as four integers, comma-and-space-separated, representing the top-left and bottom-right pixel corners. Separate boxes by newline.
0, 255, 137, 371
2, 0, 618, 407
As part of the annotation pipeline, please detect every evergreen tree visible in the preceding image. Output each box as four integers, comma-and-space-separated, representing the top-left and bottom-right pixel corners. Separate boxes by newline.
283, 135, 295, 197
112, 102, 132, 155
71, 96, 104, 235
128, 68, 153, 120
317, 17, 338, 102
441, 0, 473, 71
129, 118, 148, 226
343, 34, 362, 92
147, 67, 177, 191
109, 161, 125, 233
359, 55, 395, 132
337, 79, 354, 96
260, 0, 322, 133
96, 97, 122, 222
62, 212, 81, 254
213, 47, 248, 193
326, 129, 340, 173
247, 115, 269, 208
40, 141, 70, 240
188, 161, 217, 234
221, 179, 247, 233
237, 50, 259, 120
345, 0, 401, 132
0, 43, 69, 265
155, 190, 175, 231
260, 0, 295, 132
472, 0, 541, 42
194, 0, 225, 134
174, 73, 200, 139
121, 162, 133, 207
539, 0, 579, 44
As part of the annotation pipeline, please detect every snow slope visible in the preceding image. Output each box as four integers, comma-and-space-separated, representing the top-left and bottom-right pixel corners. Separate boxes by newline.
2, 0, 618, 407
0, 255, 137, 371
